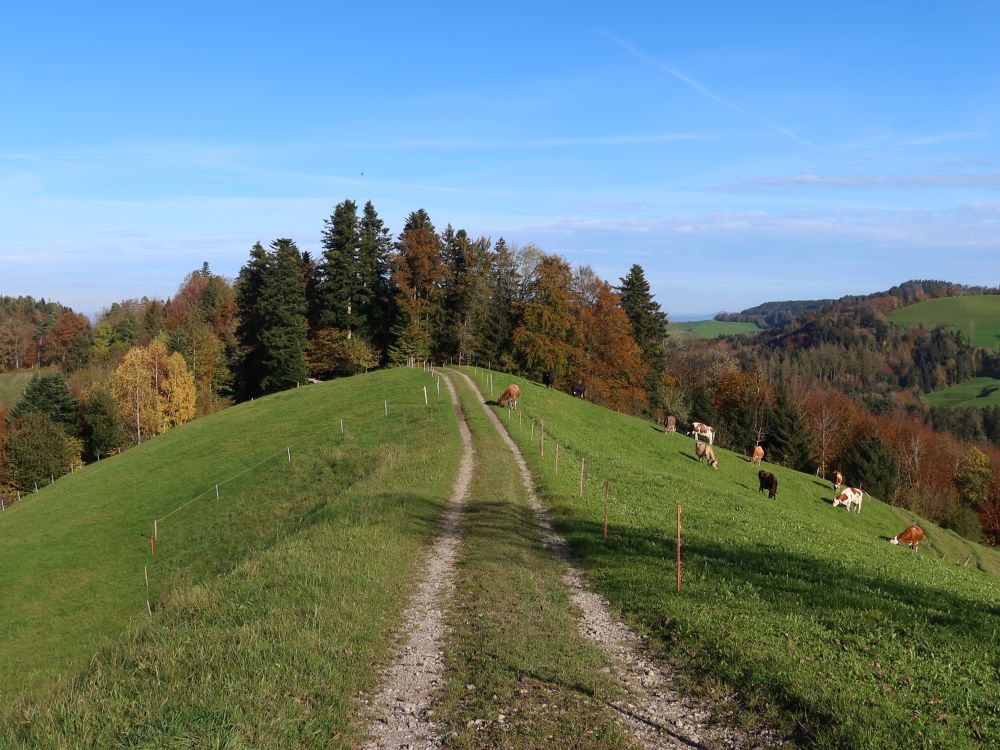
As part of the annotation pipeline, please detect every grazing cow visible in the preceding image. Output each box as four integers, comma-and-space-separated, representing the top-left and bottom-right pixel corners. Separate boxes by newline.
688, 422, 715, 446
695, 441, 719, 469
497, 384, 521, 409
571, 382, 586, 399
833, 487, 863, 513
665, 415, 676, 433
833, 471, 844, 493
750, 445, 764, 465
542, 371, 554, 388
758, 470, 778, 499
890, 524, 925, 552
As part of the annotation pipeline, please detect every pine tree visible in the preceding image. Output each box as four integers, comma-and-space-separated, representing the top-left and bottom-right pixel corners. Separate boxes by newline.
318, 200, 361, 334
234, 242, 269, 399
358, 201, 395, 355
768, 383, 813, 471
482, 237, 521, 367
12, 373, 79, 435
258, 239, 309, 393
842, 435, 899, 502
80, 387, 128, 460
617, 265, 669, 412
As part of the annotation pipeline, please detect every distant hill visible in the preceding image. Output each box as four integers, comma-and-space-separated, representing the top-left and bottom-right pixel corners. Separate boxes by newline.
887, 295, 1000, 350
715, 298, 834, 328
672, 319, 761, 339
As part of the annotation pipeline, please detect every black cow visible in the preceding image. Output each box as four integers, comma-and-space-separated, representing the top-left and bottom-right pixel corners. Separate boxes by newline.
571, 382, 586, 399
542, 371, 554, 388
757, 470, 778, 499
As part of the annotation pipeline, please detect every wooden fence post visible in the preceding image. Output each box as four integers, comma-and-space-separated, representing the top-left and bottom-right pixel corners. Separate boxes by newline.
676, 505, 683, 593
555, 442, 559, 474
579, 458, 585, 497
423, 385, 428, 405
540, 421, 544, 456
603, 481, 609, 539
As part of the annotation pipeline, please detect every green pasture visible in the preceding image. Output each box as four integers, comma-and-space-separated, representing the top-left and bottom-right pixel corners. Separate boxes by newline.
672, 320, 761, 339
924, 376, 1000, 408
0, 367, 59, 411
464, 367, 1000, 749
887, 295, 1000, 349
0, 368, 462, 747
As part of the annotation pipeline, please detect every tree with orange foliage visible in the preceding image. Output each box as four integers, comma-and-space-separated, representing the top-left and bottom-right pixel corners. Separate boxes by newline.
388, 210, 445, 364
513, 254, 584, 386
578, 278, 649, 414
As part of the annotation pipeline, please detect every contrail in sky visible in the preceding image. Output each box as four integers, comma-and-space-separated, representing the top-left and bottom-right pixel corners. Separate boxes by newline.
600, 31, 816, 149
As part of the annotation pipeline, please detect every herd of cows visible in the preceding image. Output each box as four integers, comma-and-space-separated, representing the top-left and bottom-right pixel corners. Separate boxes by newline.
679, 420, 925, 553
492, 378, 925, 554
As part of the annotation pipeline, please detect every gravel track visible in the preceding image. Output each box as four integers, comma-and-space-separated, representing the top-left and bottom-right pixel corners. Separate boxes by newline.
362, 373, 473, 750
452, 369, 786, 750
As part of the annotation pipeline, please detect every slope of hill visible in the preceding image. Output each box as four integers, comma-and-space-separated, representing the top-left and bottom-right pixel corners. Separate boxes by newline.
467, 368, 1000, 749
0, 367, 463, 740
925, 376, 1000, 408
671, 320, 760, 339
887, 294, 1000, 349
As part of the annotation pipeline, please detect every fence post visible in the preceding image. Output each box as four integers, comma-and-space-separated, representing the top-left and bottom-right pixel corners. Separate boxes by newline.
424, 385, 428, 405
603, 481, 609, 539
676, 505, 683, 593
384, 400, 388, 417
540, 421, 544, 456
555, 442, 559, 474
579, 458, 585, 497
340, 418, 344, 435
215, 484, 220, 500
287, 446, 291, 463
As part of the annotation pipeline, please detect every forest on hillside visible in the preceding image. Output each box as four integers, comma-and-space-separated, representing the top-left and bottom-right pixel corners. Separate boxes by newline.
2, 202, 1000, 545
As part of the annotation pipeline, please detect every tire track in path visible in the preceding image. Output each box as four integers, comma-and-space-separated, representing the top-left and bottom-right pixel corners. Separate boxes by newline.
452, 369, 785, 750
362, 372, 473, 750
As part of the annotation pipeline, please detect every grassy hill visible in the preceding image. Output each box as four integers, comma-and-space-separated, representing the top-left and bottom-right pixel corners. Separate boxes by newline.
0, 367, 58, 411
925, 376, 1000, 408
887, 294, 1000, 349
467, 367, 1000, 749
0, 368, 463, 746
672, 319, 761, 339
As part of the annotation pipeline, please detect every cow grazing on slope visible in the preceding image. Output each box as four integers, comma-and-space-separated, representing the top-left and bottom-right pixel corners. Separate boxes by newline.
689, 422, 715, 446
750, 445, 764, 465
890, 524, 924, 552
833, 471, 844, 493
695, 441, 719, 469
833, 487, 863, 513
542, 371, 554, 388
571, 382, 586, 399
665, 415, 676, 433
497, 384, 521, 409
758, 470, 778, 499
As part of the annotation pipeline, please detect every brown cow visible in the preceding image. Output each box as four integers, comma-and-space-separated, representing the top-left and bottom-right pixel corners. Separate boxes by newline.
833, 487, 863, 513
757, 470, 778, 499
665, 415, 676, 433
695, 440, 719, 469
890, 525, 924, 552
689, 422, 715, 446
497, 384, 521, 409
750, 445, 764, 465
833, 471, 844, 493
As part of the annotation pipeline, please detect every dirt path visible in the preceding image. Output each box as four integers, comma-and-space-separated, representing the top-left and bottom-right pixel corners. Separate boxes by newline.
362, 373, 473, 750
451, 370, 784, 750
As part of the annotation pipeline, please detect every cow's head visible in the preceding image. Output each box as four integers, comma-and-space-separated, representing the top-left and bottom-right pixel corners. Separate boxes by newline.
889, 536, 900, 545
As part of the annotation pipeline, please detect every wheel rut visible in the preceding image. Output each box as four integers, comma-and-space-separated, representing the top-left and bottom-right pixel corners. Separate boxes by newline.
451, 369, 786, 750
362, 372, 473, 750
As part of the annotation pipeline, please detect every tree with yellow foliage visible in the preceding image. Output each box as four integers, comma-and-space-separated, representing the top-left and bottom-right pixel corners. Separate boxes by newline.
111, 341, 196, 444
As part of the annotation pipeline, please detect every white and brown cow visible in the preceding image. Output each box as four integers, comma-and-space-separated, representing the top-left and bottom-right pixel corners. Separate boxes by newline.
833, 486, 863, 513
695, 440, 719, 469
833, 471, 844, 493
889, 524, 924, 552
750, 445, 764, 465
497, 384, 521, 409
689, 422, 715, 446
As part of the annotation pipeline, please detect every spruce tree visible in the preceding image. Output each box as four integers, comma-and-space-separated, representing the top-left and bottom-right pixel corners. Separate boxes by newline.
768, 383, 813, 471
80, 387, 129, 460
387, 211, 444, 364
318, 200, 361, 334
842, 435, 899, 503
617, 265, 669, 412
358, 201, 394, 354
258, 239, 309, 394
234, 242, 269, 399
12, 373, 79, 436
482, 237, 521, 365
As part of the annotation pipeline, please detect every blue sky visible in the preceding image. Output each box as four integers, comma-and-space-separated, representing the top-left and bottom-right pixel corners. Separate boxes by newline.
3, 1, 1000, 317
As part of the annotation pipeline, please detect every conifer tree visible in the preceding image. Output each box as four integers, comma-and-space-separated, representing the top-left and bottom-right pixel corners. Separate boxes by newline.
388, 211, 445, 364
318, 200, 361, 334
234, 242, 269, 399
618, 265, 669, 412
842, 435, 899, 502
767, 383, 813, 471
12, 373, 79, 435
258, 239, 309, 393
482, 237, 521, 366
357, 201, 395, 353
80, 387, 128, 460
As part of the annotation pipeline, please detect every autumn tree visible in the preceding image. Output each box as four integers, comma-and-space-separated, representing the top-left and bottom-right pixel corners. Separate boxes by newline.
388, 210, 445, 364
110, 340, 196, 443
954, 447, 993, 507
577, 277, 649, 414
512, 254, 584, 385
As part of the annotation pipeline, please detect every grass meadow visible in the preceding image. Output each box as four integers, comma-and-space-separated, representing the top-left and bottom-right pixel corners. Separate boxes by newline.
462, 367, 1000, 749
0, 368, 463, 747
887, 295, 1000, 350
672, 320, 761, 339
924, 376, 1000, 409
